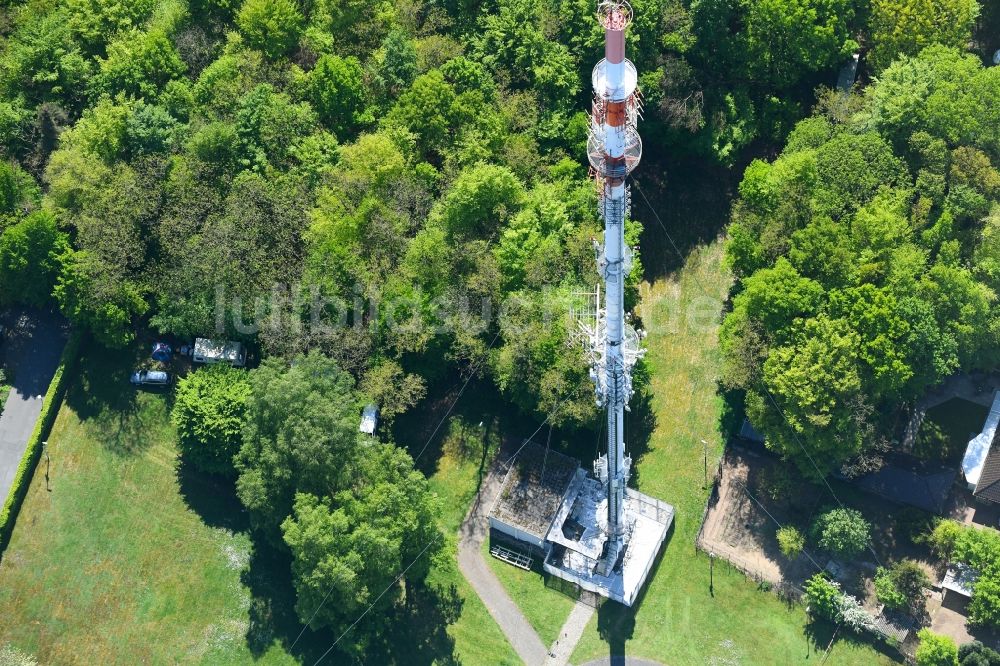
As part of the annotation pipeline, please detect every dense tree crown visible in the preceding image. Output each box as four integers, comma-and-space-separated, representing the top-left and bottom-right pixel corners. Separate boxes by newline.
0, 0, 992, 657
172, 363, 252, 475
0, 0, 985, 433
722, 46, 1000, 478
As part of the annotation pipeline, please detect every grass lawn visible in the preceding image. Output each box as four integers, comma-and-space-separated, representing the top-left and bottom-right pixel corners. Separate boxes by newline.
0, 344, 299, 665
565, 240, 899, 665
0, 343, 519, 665
483, 539, 576, 647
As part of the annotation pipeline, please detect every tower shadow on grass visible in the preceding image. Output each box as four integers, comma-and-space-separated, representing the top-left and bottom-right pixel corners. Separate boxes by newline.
591, 522, 673, 664
597, 599, 636, 666
624, 367, 657, 489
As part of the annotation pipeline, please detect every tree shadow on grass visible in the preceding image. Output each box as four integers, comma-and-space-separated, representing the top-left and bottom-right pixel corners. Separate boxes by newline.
63, 341, 169, 456
803, 618, 903, 663
395, 376, 511, 478
634, 155, 738, 283
241, 539, 332, 663
367, 582, 463, 665
64, 343, 140, 420
240, 537, 463, 665
175, 459, 249, 532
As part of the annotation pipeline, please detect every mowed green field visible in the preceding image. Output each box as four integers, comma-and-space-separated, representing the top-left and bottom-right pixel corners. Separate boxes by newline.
484, 538, 576, 647
563, 240, 899, 665
0, 345, 519, 665
0, 346, 299, 664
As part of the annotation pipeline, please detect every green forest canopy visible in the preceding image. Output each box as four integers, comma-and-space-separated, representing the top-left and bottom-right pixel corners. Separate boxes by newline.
0, 0, 994, 657
722, 46, 1000, 478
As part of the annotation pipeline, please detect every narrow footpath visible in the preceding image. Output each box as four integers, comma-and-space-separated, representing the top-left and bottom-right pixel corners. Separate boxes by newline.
545, 600, 595, 665
457, 463, 549, 665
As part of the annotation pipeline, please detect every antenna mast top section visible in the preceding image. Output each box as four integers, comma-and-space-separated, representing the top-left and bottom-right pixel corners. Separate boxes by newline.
597, 0, 632, 30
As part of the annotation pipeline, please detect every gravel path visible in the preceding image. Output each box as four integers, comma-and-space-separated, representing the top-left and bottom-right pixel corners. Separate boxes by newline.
457, 464, 548, 665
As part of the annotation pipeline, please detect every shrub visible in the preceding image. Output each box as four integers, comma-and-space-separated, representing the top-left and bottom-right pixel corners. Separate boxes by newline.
895, 560, 931, 613
958, 641, 1000, 666
804, 573, 877, 634
837, 593, 878, 633
812, 507, 871, 557
874, 566, 907, 609
777, 525, 805, 558
875, 560, 931, 614
916, 629, 959, 666
172, 364, 252, 475
804, 573, 841, 621
929, 519, 964, 559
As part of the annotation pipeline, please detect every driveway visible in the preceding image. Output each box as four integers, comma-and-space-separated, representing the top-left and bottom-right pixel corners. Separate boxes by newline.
0, 308, 68, 508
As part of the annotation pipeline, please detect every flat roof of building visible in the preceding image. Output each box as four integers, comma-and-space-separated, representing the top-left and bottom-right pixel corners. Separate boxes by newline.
490, 443, 580, 543
545, 477, 674, 606
942, 562, 980, 598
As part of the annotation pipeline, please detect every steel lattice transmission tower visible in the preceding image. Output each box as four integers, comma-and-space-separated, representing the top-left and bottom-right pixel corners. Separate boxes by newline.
488, 0, 673, 607
585, 0, 645, 576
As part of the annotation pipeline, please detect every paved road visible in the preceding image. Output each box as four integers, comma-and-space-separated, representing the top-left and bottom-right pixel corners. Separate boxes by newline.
0, 309, 67, 508
457, 463, 549, 665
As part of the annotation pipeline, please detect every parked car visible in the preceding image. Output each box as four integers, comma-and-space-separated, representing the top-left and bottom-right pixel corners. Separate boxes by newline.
130, 370, 170, 386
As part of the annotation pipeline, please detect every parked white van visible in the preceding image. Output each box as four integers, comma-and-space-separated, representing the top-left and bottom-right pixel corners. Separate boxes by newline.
192, 338, 246, 367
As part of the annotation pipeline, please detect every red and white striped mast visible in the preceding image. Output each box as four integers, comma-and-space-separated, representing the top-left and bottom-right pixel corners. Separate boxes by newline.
587, 0, 643, 575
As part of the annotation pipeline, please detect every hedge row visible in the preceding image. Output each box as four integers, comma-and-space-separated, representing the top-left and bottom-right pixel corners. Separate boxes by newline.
0, 331, 82, 552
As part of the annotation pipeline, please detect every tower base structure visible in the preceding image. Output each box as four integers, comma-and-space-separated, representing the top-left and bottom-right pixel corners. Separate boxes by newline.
489, 443, 673, 607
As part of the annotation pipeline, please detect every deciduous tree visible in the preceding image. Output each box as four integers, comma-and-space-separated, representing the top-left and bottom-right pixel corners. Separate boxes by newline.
237, 0, 304, 60
811, 507, 871, 557
281, 444, 441, 653
173, 364, 252, 475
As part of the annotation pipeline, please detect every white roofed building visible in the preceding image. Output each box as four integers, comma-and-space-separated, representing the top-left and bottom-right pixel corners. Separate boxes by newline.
963, 391, 1000, 504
